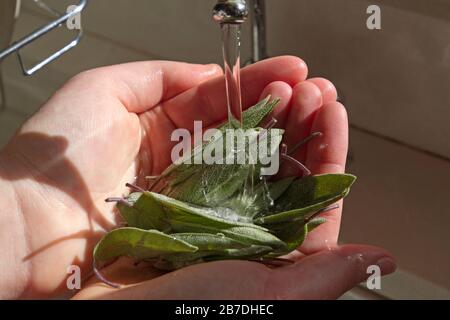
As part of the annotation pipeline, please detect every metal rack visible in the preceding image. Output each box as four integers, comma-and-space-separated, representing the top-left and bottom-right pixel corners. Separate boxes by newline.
0, 0, 88, 110
0, 0, 88, 75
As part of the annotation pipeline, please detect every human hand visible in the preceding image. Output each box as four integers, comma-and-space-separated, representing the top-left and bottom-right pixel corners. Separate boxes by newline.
0, 56, 396, 299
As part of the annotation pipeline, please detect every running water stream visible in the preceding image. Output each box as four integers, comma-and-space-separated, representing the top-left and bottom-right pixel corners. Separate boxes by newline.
221, 23, 244, 128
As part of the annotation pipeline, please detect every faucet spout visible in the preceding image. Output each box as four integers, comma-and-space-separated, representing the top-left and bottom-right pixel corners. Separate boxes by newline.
213, 0, 249, 24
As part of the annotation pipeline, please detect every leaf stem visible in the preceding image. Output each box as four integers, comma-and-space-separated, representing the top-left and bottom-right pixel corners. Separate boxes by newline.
280, 144, 311, 176
93, 263, 121, 289
263, 118, 278, 130
288, 132, 323, 155
126, 183, 146, 193
105, 197, 132, 208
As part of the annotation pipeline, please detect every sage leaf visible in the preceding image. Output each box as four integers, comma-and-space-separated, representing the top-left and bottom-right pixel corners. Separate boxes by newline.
94, 97, 358, 274
94, 227, 197, 263
172, 233, 247, 251
255, 174, 356, 225
140, 192, 285, 247
118, 192, 169, 231
269, 217, 327, 254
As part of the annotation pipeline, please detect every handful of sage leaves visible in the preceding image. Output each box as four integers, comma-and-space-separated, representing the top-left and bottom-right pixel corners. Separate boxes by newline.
94, 97, 356, 273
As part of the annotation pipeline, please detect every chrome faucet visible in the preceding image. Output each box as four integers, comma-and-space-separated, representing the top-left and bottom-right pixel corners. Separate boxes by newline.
213, 0, 249, 24
213, 0, 267, 63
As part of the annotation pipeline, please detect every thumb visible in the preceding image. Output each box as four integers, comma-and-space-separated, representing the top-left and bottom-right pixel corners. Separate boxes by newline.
268, 244, 397, 300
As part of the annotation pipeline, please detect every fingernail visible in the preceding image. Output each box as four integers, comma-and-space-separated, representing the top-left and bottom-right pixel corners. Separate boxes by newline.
375, 257, 397, 275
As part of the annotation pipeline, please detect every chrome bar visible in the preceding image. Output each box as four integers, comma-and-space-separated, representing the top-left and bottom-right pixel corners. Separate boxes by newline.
251, 0, 267, 62
0, 0, 88, 76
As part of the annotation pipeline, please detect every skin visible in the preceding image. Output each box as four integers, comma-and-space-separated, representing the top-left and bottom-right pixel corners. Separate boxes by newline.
0, 56, 396, 300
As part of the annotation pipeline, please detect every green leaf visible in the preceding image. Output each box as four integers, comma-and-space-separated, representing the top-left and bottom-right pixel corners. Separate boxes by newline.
155, 234, 273, 270
94, 228, 197, 263
216, 95, 278, 130
242, 96, 279, 129
154, 245, 273, 270
140, 192, 285, 248
158, 233, 248, 264
268, 217, 327, 254
172, 233, 247, 251
148, 192, 266, 228
246, 177, 296, 218
93, 96, 358, 271
169, 221, 285, 249
117, 192, 169, 231
267, 177, 296, 201
157, 128, 283, 212
207, 245, 273, 260
255, 174, 356, 225
149, 96, 281, 211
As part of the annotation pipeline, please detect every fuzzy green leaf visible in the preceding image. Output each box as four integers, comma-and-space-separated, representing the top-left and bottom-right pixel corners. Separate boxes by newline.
173, 233, 247, 251
156, 233, 249, 265
138, 192, 285, 248
255, 174, 356, 225
148, 192, 266, 228
156, 128, 283, 212
93, 96, 358, 272
269, 217, 327, 254
235, 96, 279, 130
117, 192, 169, 231
94, 228, 197, 263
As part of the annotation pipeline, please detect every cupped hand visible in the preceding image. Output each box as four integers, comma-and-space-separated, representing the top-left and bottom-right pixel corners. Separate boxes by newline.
0, 56, 396, 299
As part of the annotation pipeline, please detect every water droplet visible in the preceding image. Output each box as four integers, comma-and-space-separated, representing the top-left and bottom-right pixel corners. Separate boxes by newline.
347, 253, 365, 263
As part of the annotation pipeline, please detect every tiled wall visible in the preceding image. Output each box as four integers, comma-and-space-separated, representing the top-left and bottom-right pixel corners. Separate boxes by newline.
0, 0, 449, 299
267, 0, 450, 159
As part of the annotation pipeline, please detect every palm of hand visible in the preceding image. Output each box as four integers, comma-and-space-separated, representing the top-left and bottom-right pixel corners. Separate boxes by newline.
0, 57, 394, 299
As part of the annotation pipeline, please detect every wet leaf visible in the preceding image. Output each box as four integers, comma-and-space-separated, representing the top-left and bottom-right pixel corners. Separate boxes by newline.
269, 217, 327, 254
94, 97, 358, 273
255, 174, 356, 225
156, 128, 283, 211
127, 192, 285, 248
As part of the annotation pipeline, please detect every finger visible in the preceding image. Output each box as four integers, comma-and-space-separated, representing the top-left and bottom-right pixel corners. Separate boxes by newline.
67, 61, 223, 113
283, 81, 323, 164
299, 101, 349, 254
307, 78, 338, 104
306, 101, 348, 176
258, 81, 293, 128
268, 244, 396, 300
163, 56, 308, 131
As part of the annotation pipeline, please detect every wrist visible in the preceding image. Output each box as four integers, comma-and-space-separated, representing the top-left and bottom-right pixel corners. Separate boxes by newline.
0, 150, 31, 299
